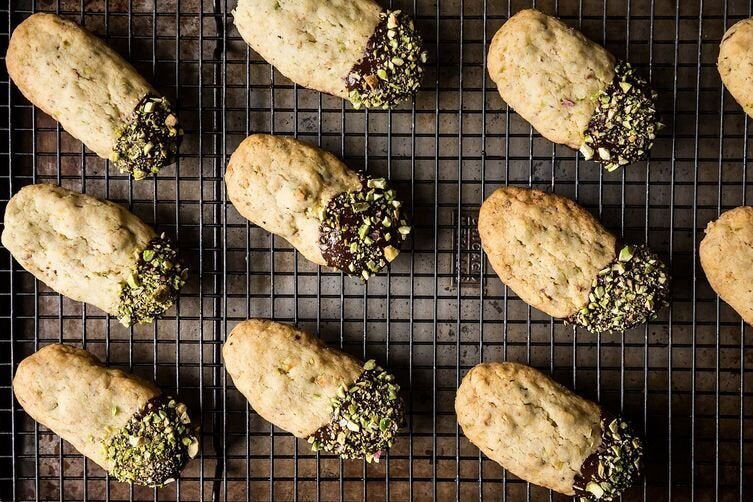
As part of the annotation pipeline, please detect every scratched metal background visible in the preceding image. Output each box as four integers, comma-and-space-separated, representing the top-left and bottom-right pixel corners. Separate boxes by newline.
1, 0, 752, 500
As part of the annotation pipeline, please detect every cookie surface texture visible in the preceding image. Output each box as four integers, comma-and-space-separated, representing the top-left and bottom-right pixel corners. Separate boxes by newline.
223, 319, 363, 438
456, 362, 601, 495
6, 12, 154, 158
487, 9, 615, 149
13, 344, 160, 472
700, 206, 753, 325
233, 0, 380, 99
478, 186, 616, 319
225, 134, 361, 266
719, 18, 753, 118
2, 184, 155, 316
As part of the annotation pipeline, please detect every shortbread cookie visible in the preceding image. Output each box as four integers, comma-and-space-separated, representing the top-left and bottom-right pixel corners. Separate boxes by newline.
478, 186, 669, 332
488, 9, 659, 171
6, 13, 182, 179
719, 19, 753, 118
2, 184, 186, 326
225, 134, 410, 279
13, 344, 199, 486
699, 206, 753, 325
233, 0, 426, 109
456, 362, 642, 500
223, 319, 403, 462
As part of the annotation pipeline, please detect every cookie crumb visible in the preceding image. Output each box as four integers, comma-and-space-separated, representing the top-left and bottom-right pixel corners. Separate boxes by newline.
111, 96, 182, 179
308, 361, 404, 461
567, 244, 670, 333
583, 62, 660, 172
103, 396, 199, 487
346, 10, 427, 109
117, 234, 187, 326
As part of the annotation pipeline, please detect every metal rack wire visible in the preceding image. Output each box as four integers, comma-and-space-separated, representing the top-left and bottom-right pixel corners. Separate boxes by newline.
1, 0, 752, 500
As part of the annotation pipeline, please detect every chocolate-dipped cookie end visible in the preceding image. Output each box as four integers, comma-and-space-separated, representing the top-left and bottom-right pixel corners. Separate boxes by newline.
117, 234, 187, 326
319, 176, 410, 279
103, 396, 199, 487
581, 62, 660, 172
567, 244, 670, 333
574, 414, 643, 501
346, 10, 427, 110
112, 96, 182, 179
308, 360, 404, 462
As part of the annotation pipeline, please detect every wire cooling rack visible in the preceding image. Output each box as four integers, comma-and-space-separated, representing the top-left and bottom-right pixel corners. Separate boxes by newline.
2, 0, 753, 500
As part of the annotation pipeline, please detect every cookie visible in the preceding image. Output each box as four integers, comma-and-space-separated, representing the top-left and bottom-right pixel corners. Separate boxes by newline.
456, 362, 642, 500
488, 9, 659, 172
719, 18, 753, 118
13, 344, 199, 486
478, 186, 669, 333
233, 0, 426, 109
225, 134, 410, 279
6, 13, 182, 179
1, 184, 187, 326
223, 319, 403, 462
699, 206, 753, 325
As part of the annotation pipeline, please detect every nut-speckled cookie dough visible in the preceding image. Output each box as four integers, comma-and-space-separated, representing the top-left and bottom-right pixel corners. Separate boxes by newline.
223, 319, 403, 462
478, 186, 669, 333
488, 9, 659, 171
225, 134, 410, 279
700, 206, 753, 326
2, 184, 186, 326
719, 18, 753, 118
6, 13, 182, 179
13, 344, 199, 486
233, 0, 426, 109
456, 362, 643, 500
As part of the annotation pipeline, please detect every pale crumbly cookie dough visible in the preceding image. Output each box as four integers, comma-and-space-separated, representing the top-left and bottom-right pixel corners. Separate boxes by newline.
478, 186, 616, 319
699, 206, 753, 325
719, 18, 753, 118
223, 319, 363, 438
13, 344, 159, 471
487, 9, 615, 150
2, 184, 154, 315
6, 13, 181, 178
226, 134, 361, 266
456, 362, 643, 500
233, 0, 425, 109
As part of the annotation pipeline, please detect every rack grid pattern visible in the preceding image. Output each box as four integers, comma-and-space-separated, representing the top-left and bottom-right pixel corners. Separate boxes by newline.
2, 0, 753, 500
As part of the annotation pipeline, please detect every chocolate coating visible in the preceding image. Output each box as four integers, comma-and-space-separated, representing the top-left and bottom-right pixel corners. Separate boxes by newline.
346, 10, 427, 109
573, 413, 643, 501
582, 62, 660, 172
319, 176, 410, 279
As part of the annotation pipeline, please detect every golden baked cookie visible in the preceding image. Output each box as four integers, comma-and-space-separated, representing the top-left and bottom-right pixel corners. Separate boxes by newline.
699, 206, 753, 325
456, 362, 643, 500
233, 0, 426, 109
478, 186, 670, 333
13, 344, 199, 486
2, 184, 186, 326
488, 9, 660, 172
223, 319, 403, 462
225, 134, 410, 279
6, 13, 182, 179
719, 18, 753, 117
